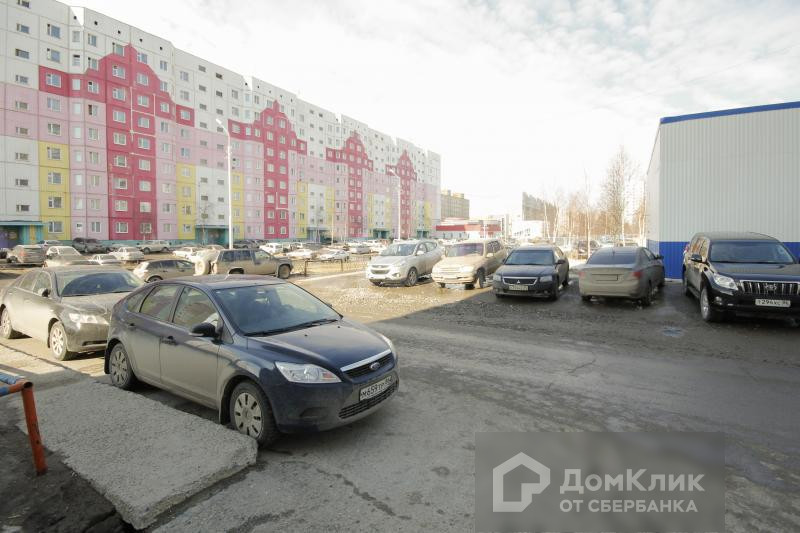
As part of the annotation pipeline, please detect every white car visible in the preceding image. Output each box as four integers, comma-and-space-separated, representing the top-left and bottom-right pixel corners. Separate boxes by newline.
137, 240, 171, 253
287, 248, 316, 260
174, 246, 203, 259
90, 254, 123, 265
260, 243, 285, 255
347, 242, 371, 254
110, 247, 145, 262
318, 248, 350, 261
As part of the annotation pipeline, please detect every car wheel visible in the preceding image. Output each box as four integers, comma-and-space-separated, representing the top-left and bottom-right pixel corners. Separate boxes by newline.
1, 308, 21, 339
277, 264, 291, 279
562, 273, 569, 288
405, 267, 418, 287
49, 321, 75, 361
640, 282, 654, 306
109, 343, 137, 390
438, 282, 446, 288
229, 269, 244, 275
142, 248, 150, 254
147, 275, 162, 283
195, 260, 211, 275
229, 381, 279, 447
549, 283, 560, 301
700, 286, 722, 322
581, 294, 592, 302
682, 271, 691, 296
475, 270, 487, 289
162, 247, 169, 253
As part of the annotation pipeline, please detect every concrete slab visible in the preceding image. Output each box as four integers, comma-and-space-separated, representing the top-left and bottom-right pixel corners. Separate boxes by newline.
8, 360, 257, 529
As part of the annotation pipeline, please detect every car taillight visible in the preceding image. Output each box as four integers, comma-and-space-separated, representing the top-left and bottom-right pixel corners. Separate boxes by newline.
632, 269, 643, 279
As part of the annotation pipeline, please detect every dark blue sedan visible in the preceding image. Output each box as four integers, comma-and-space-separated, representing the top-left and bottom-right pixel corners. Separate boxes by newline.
104, 275, 398, 446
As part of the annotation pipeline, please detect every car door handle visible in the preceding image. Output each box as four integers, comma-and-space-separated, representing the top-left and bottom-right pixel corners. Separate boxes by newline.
125, 322, 137, 329
161, 336, 177, 346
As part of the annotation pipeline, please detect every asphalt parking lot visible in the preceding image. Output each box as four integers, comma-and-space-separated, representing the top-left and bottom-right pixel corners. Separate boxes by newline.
1, 268, 799, 531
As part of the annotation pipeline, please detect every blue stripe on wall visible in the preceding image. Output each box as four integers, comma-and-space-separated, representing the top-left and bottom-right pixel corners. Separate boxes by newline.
648, 240, 800, 280
660, 100, 800, 125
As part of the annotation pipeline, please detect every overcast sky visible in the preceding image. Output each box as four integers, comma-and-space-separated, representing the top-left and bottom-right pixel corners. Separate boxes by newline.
77, 0, 800, 215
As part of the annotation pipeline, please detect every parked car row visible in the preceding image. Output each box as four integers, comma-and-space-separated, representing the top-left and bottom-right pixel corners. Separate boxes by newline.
0, 268, 399, 448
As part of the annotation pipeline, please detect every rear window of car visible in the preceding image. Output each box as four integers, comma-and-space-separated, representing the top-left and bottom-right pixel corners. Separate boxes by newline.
587, 251, 636, 265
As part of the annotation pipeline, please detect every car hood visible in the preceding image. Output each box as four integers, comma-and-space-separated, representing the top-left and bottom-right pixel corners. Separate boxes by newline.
714, 262, 800, 279
435, 255, 485, 268
48, 257, 93, 265
246, 319, 389, 370
370, 255, 412, 266
60, 292, 131, 316
496, 264, 556, 277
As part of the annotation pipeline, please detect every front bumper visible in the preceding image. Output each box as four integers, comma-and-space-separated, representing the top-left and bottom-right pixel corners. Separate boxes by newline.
367, 267, 408, 282
706, 286, 800, 317
493, 278, 555, 297
266, 369, 399, 432
432, 271, 476, 284
64, 320, 110, 353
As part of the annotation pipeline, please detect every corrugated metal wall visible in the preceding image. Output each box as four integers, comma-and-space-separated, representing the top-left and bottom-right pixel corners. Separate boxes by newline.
649, 107, 800, 277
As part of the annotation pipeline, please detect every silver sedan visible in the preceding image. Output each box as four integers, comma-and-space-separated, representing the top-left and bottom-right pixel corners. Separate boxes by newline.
0, 266, 143, 360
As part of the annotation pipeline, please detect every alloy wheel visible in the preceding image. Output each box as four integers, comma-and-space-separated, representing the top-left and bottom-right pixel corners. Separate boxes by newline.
1, 310, 10, 337
700, 289, 711, 320
233, 392, 263, 438
110, 348, 129, 386
50, 324, 65, 357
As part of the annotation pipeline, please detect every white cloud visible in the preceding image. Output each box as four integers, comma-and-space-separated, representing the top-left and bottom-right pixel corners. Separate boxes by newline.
76, 0, 800, 215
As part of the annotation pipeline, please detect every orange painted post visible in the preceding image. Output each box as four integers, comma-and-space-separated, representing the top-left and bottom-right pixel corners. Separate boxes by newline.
20, 383, 47, 475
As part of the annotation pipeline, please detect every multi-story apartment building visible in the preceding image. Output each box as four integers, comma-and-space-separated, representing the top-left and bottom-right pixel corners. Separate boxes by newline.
440, 189, 469, 219
0, 0, 441, 247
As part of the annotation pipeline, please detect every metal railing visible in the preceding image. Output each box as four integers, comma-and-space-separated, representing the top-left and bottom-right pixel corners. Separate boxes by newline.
0, 372, 47, 475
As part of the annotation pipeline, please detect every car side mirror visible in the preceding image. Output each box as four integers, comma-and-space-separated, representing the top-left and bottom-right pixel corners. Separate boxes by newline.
556, 258, 566, 265
416, 250, 425, 256
190, 322, 218, 337
37, 287, 50, 298
689, 253, 704, 263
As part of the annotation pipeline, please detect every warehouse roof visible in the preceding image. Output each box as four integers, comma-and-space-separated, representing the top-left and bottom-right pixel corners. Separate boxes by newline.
660, 100, 800, 125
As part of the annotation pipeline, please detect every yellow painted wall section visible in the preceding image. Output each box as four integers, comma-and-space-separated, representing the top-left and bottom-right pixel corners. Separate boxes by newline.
295, 183, 308, 239
177, 164, 197, 240
38, 141, 71, 239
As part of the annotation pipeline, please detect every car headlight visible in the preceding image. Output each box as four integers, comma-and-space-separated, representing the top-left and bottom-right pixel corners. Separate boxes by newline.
275, 362, 341, 383
67, 312, 108, 325
492, 273, 501, 281
378, 333, 396, 357
460, 265, 475, 273
711, 273, 737, 290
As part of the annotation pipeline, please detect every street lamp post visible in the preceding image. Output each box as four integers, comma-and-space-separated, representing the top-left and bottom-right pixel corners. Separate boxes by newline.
215, 118, 234, 250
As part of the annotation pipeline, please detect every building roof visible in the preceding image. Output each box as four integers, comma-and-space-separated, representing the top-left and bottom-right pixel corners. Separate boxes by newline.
660, 100, 800, 125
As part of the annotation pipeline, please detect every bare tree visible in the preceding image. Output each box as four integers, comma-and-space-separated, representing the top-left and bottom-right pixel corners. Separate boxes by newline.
600, 146, 638, 242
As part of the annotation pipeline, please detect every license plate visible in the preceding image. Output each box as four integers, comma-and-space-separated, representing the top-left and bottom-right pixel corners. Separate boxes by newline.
755, 299, 791, 308
508, 285, 528, 291
595, 274, 619, 281
359, 374, 394, 401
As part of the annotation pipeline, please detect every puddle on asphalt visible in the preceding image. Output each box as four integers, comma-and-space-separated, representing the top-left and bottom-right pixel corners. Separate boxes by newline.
661, 326, 685, 338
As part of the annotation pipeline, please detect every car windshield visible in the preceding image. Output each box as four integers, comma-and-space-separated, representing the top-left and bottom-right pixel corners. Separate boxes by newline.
709, 241, 796, 264
55, 247, 80, 255
505, 249, 554, 265
381, 243, 417, 256
214, 283, 340, 336
98, 255, 116, 260
56, 271, 143, 297
587, 251, 636, 265
447, 243, 484, 257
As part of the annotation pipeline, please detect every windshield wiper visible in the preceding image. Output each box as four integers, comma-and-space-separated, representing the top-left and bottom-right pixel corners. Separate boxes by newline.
245, 318, 339, 337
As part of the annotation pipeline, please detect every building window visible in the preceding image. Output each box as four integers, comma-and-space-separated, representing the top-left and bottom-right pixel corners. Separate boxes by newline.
48, 196, 63, 209
15, 126, 29, 136
112, 43, 125, 56
139, 180, 152, 192
87, 80, 100, 94
136, 51, 148, 64
116, 222, 129, 234
112, 110, 126, 123
14, 178, 29, 187
45, 73, 62, 87
139, 202, 151, 213
112, 65, 125, 78
115, 200, 128, 211
46, 49, 61, 63
112, 87, 125, 100
16, 204, 30, 212
140, 222, 152, 234
47, 221, 64, 233
138, 159, 151, 171
136, 72, 149, 86
91, 221, 101, 233
46, 147, 62, 160
14, 74, 29, 85
87, 33, 97, 46
114, 178, 128, 190
137, 94, 150, 107
15, 49, 30, 59
17, 23, 30, 33
138, 116, 151, 128
89, 198, 100, 210
113, 132, 127, 145
159, 60, 168, 71
47, 171, 63, 185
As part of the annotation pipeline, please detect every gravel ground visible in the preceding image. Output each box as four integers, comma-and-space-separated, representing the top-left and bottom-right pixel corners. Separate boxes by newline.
1, 269, 799, 531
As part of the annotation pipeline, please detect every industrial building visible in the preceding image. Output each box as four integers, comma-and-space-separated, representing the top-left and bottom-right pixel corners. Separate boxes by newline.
440, 189, 469, 219
646, 101, 800, 278
0, 0, 441, 247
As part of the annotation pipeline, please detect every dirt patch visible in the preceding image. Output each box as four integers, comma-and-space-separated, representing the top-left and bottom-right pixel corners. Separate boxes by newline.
0, 405, 129, 532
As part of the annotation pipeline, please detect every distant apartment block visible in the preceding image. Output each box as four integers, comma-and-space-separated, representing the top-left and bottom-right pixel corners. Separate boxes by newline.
0, 0, 441, 246
440, 189, 469, 219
